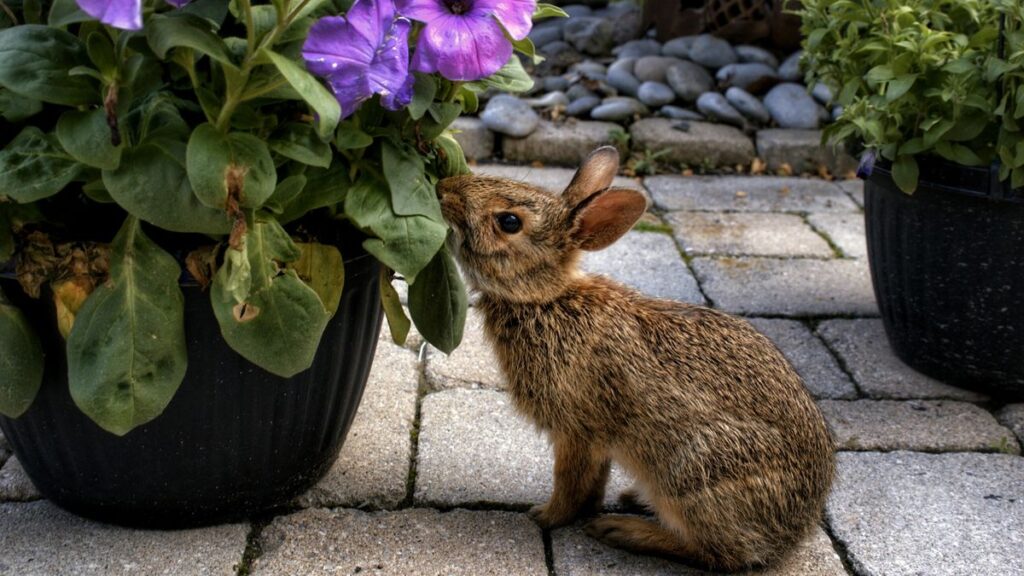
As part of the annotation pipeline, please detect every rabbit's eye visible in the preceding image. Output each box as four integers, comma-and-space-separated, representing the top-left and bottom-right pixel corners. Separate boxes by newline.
496, 212, 522, 234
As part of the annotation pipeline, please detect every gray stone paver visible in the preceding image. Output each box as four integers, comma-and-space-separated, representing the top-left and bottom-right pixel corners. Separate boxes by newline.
581, 229, 706, 304
746, 318, 857, 399
0, 456, 40, 502
295, 334, 419, 509
415, 388, 630, 508
691, 257, 877, 316
818, 400, 1021, 453
425, 308, 505, 391
253, 508, 546, 576
630, 119, 756, 166
503, 120, 626, 166
828, 451, 1024, 576
472, 164, 642, 196
817, 319, 988, 402
450, 117, 494, 161
807, 212, 867, 258
646, 175, 859, 213
837, 178, 864, 207
755, 128, 830, 174
996, 404, 1024, 447
665, 211, 834, 258
553, 524, 847, 576
0, 501, 248, 575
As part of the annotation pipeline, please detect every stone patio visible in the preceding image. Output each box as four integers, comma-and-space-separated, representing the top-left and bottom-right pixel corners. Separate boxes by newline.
1, 168, 1022, 576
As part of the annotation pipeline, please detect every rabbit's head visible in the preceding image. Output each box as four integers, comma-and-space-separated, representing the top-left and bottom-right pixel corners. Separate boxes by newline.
438, 147, 647, 302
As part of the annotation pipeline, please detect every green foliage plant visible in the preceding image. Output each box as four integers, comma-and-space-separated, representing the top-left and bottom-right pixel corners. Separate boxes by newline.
799, 0, 1024, 193
0, 0, 565, 434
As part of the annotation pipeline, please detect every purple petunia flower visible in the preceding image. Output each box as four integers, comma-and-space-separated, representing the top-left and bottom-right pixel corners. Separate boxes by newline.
75, 0, 191, 31
303, 0, 415, 118
857, 150, 877, 180
76, 0, 142, 30
398, 0, 536, 81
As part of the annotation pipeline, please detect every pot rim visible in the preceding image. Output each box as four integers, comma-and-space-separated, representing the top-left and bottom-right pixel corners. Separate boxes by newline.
867, 155, 1024, 205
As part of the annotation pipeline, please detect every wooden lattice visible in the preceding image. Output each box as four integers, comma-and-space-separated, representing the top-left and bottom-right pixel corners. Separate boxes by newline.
703, 0, 771, 43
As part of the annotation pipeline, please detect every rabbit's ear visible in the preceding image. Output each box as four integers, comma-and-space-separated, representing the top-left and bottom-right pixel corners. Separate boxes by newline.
570, 188, 647, 251
564, 147, 620, 205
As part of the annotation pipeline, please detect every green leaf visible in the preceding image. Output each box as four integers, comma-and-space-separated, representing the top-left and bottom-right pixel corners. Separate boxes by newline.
892, 155, 919, 194
56, 109, 123, 170
382, 141, 444, 221
67, 216, 188, 435
0, 126, 81, 203
935, 141, 983, 166
48, 0, 92, 26
86, 32, 116, 78
211, 216, 331, 377
103, 140, 232, 235
146, 12, 237, 69
0, 88, 43, 122
885, 75, 917, 101
533, 3, 569, 20
264, 173, 307, 214
409, 74, 437, 121
435, 132, 470, 177
466, 55, 534, 93
0, 25, 97, 106
379, 268, 410, 346
187, 123, 277, 209
268, 123, 332, 168
288, 242, 345, 317
336, 122, 374, 150
408, 246, 466, 354
277, 163, 348, 223
344, 178, 447, 281
421, 102, 462, 140
0, 208, 12, 262
264, 49, 341, 140
865, 65, 894, 84
0, 290, 44, 418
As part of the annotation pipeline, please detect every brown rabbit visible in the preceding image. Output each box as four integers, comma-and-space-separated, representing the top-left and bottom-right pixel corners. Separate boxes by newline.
436, 147, 835, 572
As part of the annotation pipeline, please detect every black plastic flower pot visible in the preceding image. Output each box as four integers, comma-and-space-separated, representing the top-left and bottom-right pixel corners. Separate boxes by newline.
864, 157, 1024, 398
0, 233, 383, 528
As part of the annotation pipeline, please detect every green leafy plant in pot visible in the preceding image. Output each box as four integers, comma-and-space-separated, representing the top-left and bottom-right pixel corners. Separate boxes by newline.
800, 0, 1024, 397
0, 0, 564, 526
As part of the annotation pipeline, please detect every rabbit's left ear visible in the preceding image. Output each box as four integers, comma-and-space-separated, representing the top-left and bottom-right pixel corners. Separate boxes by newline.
563, 147, 620, 206
569, 187, 647, 251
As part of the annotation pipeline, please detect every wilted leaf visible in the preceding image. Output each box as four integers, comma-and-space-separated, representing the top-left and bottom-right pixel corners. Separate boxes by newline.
187, 123, 277, 210
379, 267, 410, 346
288, 242, 345, 317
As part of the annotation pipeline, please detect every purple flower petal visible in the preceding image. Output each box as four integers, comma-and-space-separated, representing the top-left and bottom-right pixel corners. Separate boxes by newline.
303, 0, 414, 118
412, 13, 512, 81
166, 0, 192, 7
480, 0, 535, 40
857, 150, 876, 179
396, 0, 452, 23
76, 0, 142, 30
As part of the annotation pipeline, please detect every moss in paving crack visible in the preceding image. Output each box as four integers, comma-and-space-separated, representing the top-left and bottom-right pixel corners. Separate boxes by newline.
400, 352, 430, 508
807, 319, 866, 398
235, 517, 272, 576
542, 529, 556, 576
802, 215, 848, 260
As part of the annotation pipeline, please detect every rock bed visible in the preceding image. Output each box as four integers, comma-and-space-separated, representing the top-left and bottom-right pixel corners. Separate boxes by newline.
465, 1, 845, 171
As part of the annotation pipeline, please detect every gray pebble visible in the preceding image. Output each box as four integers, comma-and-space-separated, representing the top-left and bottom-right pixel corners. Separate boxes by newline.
763, 82, 820, 129
606, 67, 640, 97
716, 62, 778, 92
524, 91, 569, 108
812, 82, 834, 105
573, 61, 608, 76
528, 23, 563, 49
665, 61, 714, 102
725, 86, 771, 124
817, 103, 831, 123
564, 17, 615, 56
480, 95, 540, 137
543, 76, 570, 92
561, 4, 593, 18
566, 95, 601, 117
610, 8, 643, 45
615, 38, 662, 59
735, 45, 779, 68
566, 84, 597, 101
633, 56, 685, 83
607, 58, 636, 76
689, 34, 737, 69
659, 105, 705, 121
832, 105, 844, 121
662, 36, 697, 59
779, 51, 803, 82
696, 92, 745, 127
637, 81, 676, 107
591, 97, 648, 121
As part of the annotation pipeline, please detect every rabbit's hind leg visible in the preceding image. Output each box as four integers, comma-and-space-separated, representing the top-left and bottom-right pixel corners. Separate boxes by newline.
584, 514, 706, 563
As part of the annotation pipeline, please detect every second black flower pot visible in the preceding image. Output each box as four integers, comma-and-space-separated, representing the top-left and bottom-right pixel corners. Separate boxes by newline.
864, 158, 1024, 398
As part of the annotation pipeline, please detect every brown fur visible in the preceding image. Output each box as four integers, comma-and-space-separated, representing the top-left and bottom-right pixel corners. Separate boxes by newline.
437, 148, 835, 572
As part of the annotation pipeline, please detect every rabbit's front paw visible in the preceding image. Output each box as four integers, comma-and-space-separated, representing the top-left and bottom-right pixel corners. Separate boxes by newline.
528, 502, 576, 529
